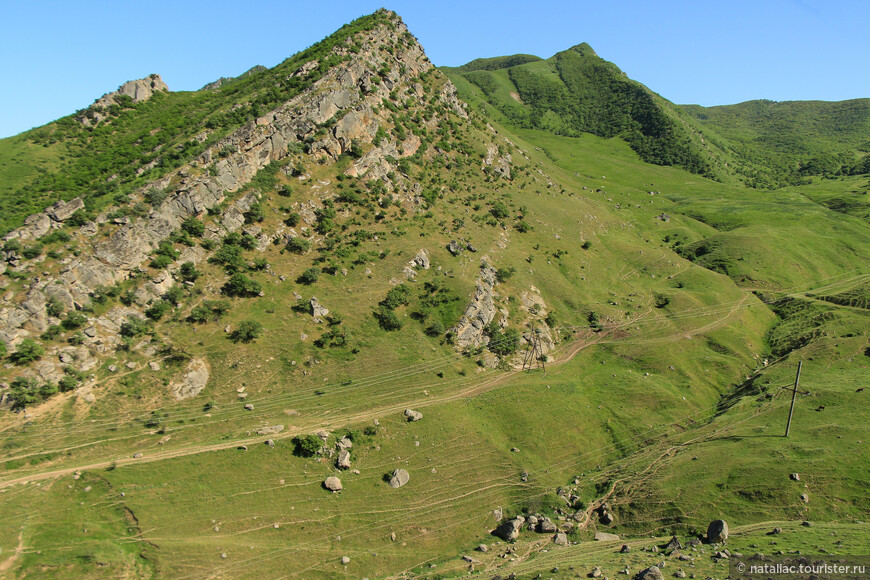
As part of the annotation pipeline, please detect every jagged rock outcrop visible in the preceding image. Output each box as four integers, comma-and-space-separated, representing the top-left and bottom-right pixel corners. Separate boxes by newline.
80, 75, 169, 126
0, 11, 473, 366
170, 358, 210, 400
450, 264, 498, 348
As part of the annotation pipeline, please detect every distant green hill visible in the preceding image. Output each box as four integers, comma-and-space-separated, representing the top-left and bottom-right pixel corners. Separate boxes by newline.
444, 43, 717, 178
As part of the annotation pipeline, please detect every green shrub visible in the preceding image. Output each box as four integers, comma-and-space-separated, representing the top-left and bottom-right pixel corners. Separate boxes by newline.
292, 434, 323, 457
297, 268, 320, 285
490, 201, 510, 219
46, 297, 64, 318
223, 273, 263, 297
286, 237, 311, 254
231, 320, 263, 342
181, 217, 205, 237
180, 261, 201, 282
9, 339, 45, 364
495, 267, 516, 283
120, 315, 149, 337
375, 307, 402, 331
381, 285, 412, 310
61, 311, 88, 330
145, 300, 173, 320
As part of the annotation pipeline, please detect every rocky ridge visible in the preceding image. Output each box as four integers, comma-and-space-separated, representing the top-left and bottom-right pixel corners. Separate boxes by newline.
0, 10, 501, 406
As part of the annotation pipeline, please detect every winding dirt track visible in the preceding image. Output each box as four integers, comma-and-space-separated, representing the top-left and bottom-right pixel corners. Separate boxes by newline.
0, 288, 752, 491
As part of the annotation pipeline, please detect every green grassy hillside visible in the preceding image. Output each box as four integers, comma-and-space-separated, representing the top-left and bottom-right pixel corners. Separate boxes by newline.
1, 10, 869, 579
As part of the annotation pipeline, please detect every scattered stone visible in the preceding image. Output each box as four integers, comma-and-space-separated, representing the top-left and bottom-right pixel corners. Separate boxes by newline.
595, 532, 620, 541
801, 493, 809, 503
706, 520, 728, 543
651, 546, 660, 553
221, 553, 227, 559
340, 556, 350, 565
257, 425, 284, 435
447, 240, 463, 256
59, 352, 73, 364
638, 565, 664, 580
493, 516, 525, 541
404, 409, 423, 422
388, 468, 410, 488
714, 551, 728, 559
461, 555, 475, 563
537, 519, 557, 534
591, 566, 602, 577
148, 361, 160, 371
666, 536, 682, 552
510, 447, 520, 453
553, 532, 569, 546
620, 544, 631, 553
133, 452, 143, 458
244, 403, 254, 411
83, 486, 92, 492
790, 473, 800, 481
336, 449, 351, 470
107, 364, 118, 373
601, 511, 614, 525
674, 570, 686, 578
126, 362, 137, 369
476, 544, 488, 552
238, 445, 248, 451
323, 477, 342, 492
801, 521, 812, 527
771, 527, 782, 535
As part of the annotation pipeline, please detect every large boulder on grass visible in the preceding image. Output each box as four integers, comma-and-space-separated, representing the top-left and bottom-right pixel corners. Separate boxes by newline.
706, 519, 729, 543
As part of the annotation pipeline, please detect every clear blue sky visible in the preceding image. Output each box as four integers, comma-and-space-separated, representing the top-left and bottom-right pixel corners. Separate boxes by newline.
1, 0, 867, 138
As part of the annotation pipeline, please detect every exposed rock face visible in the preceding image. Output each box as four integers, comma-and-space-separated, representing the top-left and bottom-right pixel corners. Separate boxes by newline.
170, 357, 210, 400
310, 296, 329, 318
80, 75, 169, 126
706, 519, 729, 543
388, 468, 410, 488
493, 516, 525, 541
450, 264, 498, 348
410, 249, 430, 270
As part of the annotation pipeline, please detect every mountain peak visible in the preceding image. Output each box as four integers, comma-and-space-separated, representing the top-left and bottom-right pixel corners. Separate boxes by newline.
568, 42, 597, 57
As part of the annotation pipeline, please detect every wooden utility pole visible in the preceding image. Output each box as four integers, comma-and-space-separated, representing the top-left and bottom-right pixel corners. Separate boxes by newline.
784, 360, 803, 438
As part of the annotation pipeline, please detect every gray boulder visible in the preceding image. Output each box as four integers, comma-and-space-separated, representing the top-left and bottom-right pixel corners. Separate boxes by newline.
637, 566, 664, 580
553, 532, 569, 546
706, 519, 728, 543
594, 532, 620, 541
537, 519, 557, 534
336, 449, 351, 470
404, 409, 422, 422
388, 468, 410, 488
493, 516, 525, 541
323, 476, 342, 492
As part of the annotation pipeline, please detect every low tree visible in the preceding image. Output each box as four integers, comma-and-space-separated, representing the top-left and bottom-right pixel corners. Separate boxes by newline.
292, 434, 323, 457
231, 320, 263, 343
